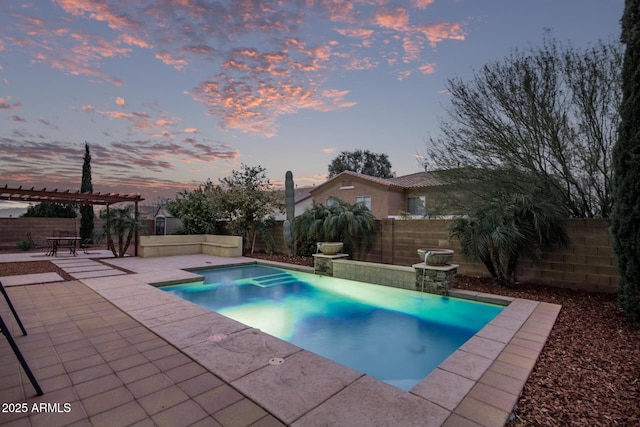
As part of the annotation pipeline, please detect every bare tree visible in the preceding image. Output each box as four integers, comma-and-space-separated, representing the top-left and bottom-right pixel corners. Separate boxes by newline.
425, 36, 622, 218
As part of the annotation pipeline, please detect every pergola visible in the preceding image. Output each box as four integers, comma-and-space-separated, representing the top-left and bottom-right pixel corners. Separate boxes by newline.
0, 185, 145, 256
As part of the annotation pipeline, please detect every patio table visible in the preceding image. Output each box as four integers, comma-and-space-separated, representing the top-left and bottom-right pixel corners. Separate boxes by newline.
46, 237, 82, 256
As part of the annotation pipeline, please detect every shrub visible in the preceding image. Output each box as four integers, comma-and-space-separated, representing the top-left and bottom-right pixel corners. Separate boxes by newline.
16, 240, 35, 251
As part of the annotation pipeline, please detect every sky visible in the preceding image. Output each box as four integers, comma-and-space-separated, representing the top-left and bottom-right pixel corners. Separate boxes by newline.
0, 0, 625, 207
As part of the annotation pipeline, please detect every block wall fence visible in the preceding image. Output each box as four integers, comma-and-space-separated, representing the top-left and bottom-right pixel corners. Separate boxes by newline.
258, 218, 619, 293
0, 218, 154, 249
0, 217, 618, 293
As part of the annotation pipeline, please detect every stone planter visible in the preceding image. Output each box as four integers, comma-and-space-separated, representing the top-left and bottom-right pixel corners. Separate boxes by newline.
317, 242, 344, 255
417, 248, 454, 266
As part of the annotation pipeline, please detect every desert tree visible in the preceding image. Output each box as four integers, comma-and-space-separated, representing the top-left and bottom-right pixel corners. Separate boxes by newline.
425, 35, 622, 218
22, 203, 76, 218
328, 149, 393, 178
611, 0, 640, 322
219, 164, 283, 254
166, 180, 226, 234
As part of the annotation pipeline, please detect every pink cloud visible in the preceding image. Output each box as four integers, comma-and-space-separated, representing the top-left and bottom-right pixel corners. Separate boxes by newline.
419, 63, 437, 75
3, 1, 469, 138
156, 51, 188, 70
0, 97, 21, 110
336, 27, 375, 39
413, 0, 436, 9
375, 7, 410, 32
191, 73, 355, 136
419, 22, 466, 47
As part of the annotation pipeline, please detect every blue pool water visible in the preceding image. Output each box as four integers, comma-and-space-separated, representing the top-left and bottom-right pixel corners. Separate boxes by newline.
161, 265, 503, 391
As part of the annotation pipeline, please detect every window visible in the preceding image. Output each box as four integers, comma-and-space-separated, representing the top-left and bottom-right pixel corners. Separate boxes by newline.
327, 197, 339, 207
355, 195, 371, 210
407, 196, 426, 216
340, 180, 354, 189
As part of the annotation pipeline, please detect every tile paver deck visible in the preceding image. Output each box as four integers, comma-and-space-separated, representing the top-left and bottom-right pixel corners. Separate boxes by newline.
0, 280, 284, 427
0, 272, 64, 286
0, 252, 561, 426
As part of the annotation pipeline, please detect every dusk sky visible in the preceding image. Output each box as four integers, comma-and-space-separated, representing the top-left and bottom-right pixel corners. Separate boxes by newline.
0, 0, 624, 206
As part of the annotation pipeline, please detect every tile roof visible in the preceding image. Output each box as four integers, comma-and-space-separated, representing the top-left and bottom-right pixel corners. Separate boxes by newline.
312, 170, 443, 192
388, 171, 442, 188
295, 186, 313, 203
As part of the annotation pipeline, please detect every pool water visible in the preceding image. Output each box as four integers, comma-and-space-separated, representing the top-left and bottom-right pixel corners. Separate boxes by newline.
161, 265, 503, 391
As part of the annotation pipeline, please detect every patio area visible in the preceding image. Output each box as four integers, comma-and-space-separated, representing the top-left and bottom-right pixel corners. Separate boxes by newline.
0, 251, 560, 426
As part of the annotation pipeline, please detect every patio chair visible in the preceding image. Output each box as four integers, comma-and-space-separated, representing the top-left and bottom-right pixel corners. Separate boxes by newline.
80, 233, 104, 254
46, 239, 56, 256
0, 280, 26, 336
27, 232, 39, 249
0, 280, 43, 396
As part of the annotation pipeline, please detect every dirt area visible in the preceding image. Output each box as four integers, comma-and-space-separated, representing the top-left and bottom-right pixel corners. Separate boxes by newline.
0, 260, 75, 281
1, 252, 638, 426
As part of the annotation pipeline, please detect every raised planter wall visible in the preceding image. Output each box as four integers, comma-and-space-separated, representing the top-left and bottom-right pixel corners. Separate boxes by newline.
138, 235, 243, 258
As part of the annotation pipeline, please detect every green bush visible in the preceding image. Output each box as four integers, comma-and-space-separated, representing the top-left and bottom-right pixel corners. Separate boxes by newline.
449, 191, 569, 285
293, 199, 378, 256
16, 240, 35, 251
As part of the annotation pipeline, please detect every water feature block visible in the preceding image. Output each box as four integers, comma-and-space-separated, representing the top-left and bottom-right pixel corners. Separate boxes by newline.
313, 253, 349, 276
413, 263, 458, 295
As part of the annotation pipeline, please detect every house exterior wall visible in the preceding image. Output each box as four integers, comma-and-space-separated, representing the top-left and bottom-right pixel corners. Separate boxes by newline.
310, 176, 404, 218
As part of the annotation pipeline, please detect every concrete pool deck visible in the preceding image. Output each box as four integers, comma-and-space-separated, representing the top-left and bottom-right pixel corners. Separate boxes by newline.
0, 252, 561, 426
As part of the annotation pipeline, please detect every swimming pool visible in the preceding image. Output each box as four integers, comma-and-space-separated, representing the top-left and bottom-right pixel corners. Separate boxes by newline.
161, 264, 503, 391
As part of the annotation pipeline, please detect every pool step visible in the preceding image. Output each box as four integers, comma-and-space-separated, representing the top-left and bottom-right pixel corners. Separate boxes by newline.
251, 273, 297, 288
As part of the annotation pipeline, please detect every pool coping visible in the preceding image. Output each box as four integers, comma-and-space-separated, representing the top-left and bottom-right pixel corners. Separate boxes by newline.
82, 255, 560, 427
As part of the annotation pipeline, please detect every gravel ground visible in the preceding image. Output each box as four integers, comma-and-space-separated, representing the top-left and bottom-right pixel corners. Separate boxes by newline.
2, 253, 638, 426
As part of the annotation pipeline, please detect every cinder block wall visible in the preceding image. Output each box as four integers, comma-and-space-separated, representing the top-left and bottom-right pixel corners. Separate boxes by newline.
2, 217, 618, 292
254, 218, 619, 293
359, 219, 618, 293
0, 218, 81, 249
0, 218, 150, 249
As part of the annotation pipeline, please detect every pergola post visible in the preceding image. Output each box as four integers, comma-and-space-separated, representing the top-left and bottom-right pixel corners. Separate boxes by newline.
134, 201, 139, 257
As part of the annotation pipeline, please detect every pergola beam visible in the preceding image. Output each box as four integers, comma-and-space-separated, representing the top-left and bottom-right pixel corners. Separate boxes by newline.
0, 185, 143, 205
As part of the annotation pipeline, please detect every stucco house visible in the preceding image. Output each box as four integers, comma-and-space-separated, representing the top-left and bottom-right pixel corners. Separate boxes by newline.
309, 170, 451, 219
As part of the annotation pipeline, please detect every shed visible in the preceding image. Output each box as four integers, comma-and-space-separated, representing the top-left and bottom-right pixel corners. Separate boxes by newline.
154, 206, 183, 235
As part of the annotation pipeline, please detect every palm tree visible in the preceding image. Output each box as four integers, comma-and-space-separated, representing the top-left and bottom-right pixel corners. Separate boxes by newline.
449, 192, 569, 285
99, 204, 145, 257
293, 199, 378, 256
